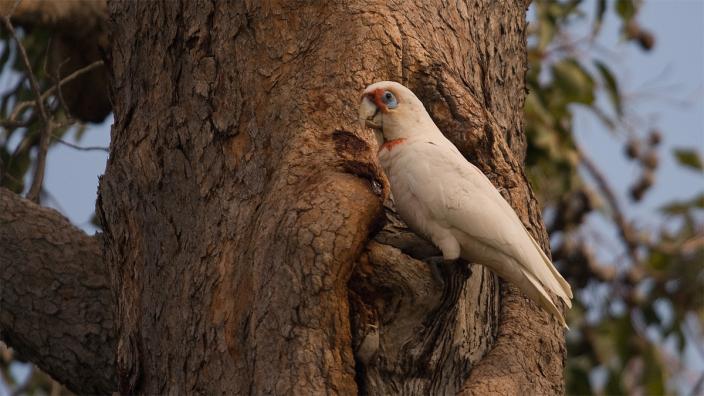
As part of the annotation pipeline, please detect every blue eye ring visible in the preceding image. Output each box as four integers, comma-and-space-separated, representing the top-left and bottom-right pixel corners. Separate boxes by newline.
383, 91, 398, 109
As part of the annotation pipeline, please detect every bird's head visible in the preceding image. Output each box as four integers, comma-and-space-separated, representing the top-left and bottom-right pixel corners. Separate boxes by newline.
358, 81, 433, 145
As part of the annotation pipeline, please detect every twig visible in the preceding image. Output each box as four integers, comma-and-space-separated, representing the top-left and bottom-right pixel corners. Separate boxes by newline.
51, 58, 74, 119
51, 134, 108, 152
649, 234, 704, 256
0, 117, 30, 128
0, 167, 23, 187
41, 60, 103, 110
5, 60, 103, 124
577, 144, 640, 264
1, 14, 51, 203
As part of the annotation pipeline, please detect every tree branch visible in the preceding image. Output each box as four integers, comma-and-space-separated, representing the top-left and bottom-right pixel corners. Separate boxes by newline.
0, 0, 107, 36
0, 187, 115, 394
578, 145, 640, 264
0, 0, 111, 123
51, 134, 109, 152
2, 60, 105, 125
0, 15, 52, 203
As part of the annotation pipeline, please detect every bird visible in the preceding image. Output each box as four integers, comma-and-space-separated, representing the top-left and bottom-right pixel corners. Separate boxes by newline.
358, 81, 573, 327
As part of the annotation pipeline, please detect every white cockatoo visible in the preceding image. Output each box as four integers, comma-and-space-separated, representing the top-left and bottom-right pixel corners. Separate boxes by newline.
358, 81, 573, 327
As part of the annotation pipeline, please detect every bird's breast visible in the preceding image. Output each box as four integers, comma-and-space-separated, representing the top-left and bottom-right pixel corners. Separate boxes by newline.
378, 145, 433, 238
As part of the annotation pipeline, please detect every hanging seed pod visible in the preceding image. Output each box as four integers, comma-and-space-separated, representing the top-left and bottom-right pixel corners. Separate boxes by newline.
648, 130, 662, 146
630, 185, 645, 201
642, 151, 659, 170
637, 30, 655, 51
625, 139, 640, 159
630, 170, 655, 201
641, 169, 655, 189
625, 21, 640, 40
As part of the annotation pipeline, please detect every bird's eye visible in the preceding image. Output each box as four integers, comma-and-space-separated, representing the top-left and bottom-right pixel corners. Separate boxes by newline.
383, 91, 398, 109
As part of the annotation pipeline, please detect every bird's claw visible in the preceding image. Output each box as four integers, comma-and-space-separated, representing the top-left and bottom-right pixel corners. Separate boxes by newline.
423, 256, 457, 287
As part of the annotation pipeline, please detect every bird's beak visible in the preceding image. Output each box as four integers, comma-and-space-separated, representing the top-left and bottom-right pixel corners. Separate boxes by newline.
359, 95, 383, 130
359, 95, 384, 147
359, 95, 385, 148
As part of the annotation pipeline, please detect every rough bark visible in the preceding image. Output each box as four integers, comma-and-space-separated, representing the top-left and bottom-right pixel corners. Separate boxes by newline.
0, 187, 115, 394
101, 2, 384, 393
0, 0, 565, 394
98, 1, 565, 396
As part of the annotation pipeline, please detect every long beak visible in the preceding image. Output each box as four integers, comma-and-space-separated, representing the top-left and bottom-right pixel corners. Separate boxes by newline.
359, 96, 382, 130
359, 95, 385, 148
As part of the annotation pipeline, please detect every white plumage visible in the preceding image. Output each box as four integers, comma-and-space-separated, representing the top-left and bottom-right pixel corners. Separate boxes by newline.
359, 81, 573, 327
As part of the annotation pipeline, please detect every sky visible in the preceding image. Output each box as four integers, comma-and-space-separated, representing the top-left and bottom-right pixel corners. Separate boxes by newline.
576, 0, 704, 225
1, 0, 703, 394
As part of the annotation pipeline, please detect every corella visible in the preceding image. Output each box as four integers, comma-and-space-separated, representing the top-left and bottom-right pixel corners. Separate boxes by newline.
359, 81, 572, 327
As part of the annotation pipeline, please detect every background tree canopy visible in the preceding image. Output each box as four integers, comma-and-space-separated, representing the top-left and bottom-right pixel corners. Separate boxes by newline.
526, 1, 703, 394
0, 0, 702, 394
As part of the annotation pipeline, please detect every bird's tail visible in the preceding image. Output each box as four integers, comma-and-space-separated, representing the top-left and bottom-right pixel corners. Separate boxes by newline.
514, 233, 572, 328
487, 253, 571, 328
520, 269, 569, 328
527, 233, 573, 305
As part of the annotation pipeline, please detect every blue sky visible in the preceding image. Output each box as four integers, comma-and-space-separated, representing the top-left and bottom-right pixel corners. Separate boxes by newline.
576, 0, 703, 223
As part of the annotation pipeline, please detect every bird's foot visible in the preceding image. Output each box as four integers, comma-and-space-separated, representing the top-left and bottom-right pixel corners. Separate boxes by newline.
423, 256, 458, 287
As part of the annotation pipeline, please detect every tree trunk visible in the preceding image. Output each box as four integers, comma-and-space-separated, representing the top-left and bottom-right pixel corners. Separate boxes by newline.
94, 1, 564, 395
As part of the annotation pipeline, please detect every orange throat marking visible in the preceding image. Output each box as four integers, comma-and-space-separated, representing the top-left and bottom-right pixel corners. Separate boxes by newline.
380, 138, 407, 152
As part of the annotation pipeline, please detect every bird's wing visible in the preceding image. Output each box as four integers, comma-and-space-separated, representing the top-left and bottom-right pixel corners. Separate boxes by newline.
405, 138, 572, 306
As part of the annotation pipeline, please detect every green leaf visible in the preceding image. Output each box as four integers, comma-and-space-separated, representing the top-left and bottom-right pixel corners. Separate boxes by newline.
695, 194, 704, 208
642, 304, 659, 326
538, 12, 556, 51
595, 61, 623, 116
673, 148, 703, 171
0, 40, 11, 71
524, 92, 554, 126
605, 368, 626, 395
616, 0, 637, 22
643, 347, 666, 395
672, 327, 686, 353
660, 193, 704, 215
552, 59, 595, 105
0, 145, 30, 193
548, 0, 581, 19
592, 0, 607, 37
73, 124, 89, 142
647, 250, 670, 271
566, 365, 592, 396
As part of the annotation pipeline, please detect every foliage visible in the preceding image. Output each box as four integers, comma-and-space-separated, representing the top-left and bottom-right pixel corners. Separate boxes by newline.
0, 26, 87, 197
527, 0, 703, 394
